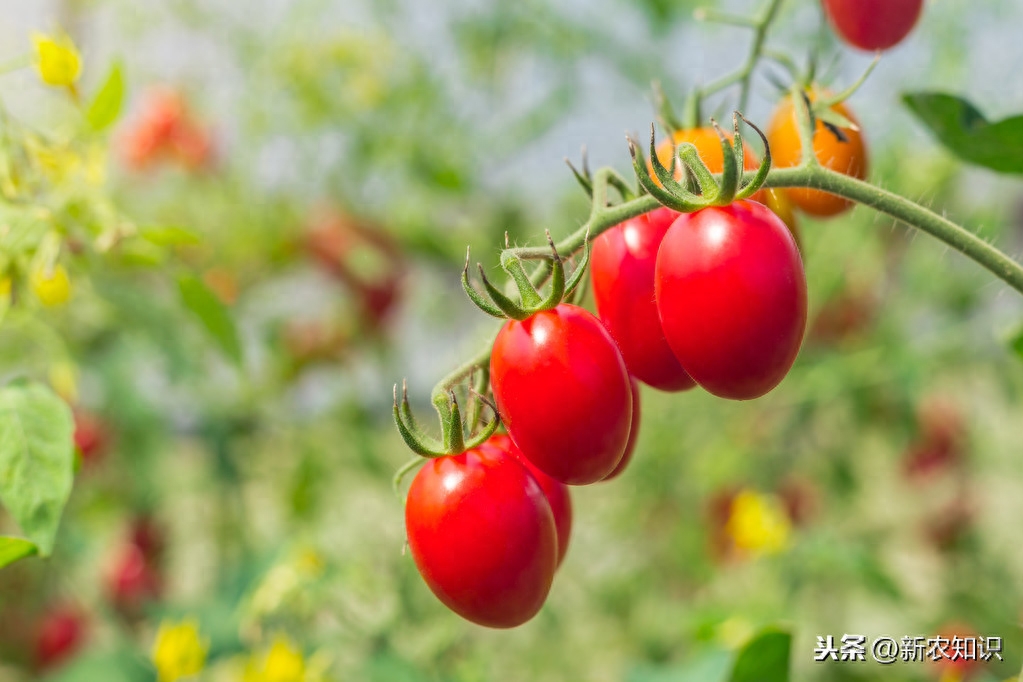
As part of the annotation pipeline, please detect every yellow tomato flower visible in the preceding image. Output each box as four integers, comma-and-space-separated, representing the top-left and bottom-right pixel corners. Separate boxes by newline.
0, 277, 11, 303
245, 637, 306, 682
151, 618, 208, 682
724, 489, 791, 556
31, 265, 71, 307
33, 32, 81, 88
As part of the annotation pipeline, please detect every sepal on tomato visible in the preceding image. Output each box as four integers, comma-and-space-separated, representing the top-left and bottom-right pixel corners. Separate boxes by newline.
629, 114, 771, 213
391, 378, 500, 466
461, 231, 591, 321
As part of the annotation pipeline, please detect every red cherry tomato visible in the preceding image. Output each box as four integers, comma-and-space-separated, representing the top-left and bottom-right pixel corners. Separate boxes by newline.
34, 607, 86, 671
73, 409, 109, 465
106, 544, 162, 616
655, 201, 807, 400
603, 377, 640, 481
405, 447, 557, 628
591, 208, 696, 392
822, 0, 924, 52
491, 303, 633, 485
481, 434, 572, 567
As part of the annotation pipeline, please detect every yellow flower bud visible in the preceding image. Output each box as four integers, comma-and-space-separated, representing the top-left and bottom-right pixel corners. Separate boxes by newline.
33, 32, 82, 88
151, 618, 208, 682
31, 265, 71, 307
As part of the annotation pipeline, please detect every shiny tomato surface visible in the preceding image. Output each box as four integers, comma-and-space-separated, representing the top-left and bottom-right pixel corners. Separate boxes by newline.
655, 201, 807, 400
592, 207, 696, 392
823, 0, 924, 51
482, 434, 572, 567
405, 447, 557, 628
603, 377, 641, 481
491, 304, 632, 485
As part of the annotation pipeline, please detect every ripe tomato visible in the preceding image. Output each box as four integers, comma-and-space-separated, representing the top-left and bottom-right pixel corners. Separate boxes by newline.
603, 377, 640, 480
73, 409, 109, 465
655, 201, 807, 400
303, 208, 404, 330
481, 433, 573, 567
106, 544, 162, 617
823, 0, 924, 52
33, 607, 86, 671
591, 207, 695, 392
767, 93, 868, 217
491, 303, 633, 485
405, 447, 557, 628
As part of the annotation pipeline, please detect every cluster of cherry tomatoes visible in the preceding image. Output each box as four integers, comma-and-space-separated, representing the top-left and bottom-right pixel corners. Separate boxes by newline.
401, 0, 926, 629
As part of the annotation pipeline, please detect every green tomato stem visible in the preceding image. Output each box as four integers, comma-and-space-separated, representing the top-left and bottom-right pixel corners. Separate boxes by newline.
431, 160, 1023, 406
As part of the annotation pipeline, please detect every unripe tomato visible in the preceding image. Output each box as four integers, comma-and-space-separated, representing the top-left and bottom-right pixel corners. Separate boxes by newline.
767, 93, 867, 217
405, 447, 557, 628
33, 607, 86, 671
652, 127, 760, 187
603, 377, 640, 481
823, 0, 924, 52
655, 201, 807, 400
491, 303, 633, 485
762, 188, 802, 250
481, 433, 572, 567
591, 207, 695, 392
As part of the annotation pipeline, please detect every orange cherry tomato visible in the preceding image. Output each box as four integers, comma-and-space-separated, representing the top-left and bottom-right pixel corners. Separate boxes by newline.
767, 93, 868, 218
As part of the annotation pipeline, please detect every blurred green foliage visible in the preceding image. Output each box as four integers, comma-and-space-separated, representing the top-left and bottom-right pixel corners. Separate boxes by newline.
1, 1, 1023, 681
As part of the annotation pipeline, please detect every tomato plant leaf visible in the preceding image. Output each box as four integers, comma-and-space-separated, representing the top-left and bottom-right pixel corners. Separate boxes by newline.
902, 92, 1023, 174
728, 628, 791, 682
178, 274, 242, 365
1009, 326, 1023, 362
86, 60, 125, 132
0, 536, 38, 569
0, 382, 75, 556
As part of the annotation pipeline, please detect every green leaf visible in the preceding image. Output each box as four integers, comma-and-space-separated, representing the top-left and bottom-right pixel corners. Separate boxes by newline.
0, 536, 38, 569
86, 61, 125, 132
178, 274, 242, 365
902, 92, 1023, 174
729, 629, 791, 682
0, 382, 75, 556
141, 226, 202, 247
1010, 326, 1023, 362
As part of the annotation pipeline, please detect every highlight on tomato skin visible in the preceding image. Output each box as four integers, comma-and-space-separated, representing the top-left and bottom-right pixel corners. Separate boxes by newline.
654, 200, 807, 400
822, 0, 925, 52
403, 446, 558, 628
591, 207, 696, 392
490, 303, 633, 485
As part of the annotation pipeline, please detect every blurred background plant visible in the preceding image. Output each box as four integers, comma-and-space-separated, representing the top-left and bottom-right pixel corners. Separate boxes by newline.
2, 0, 1023, 680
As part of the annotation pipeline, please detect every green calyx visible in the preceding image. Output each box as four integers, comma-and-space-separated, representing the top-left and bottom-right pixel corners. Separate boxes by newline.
630, 112, 771, 213
461, 230, 590, 321
391, 375, 500, 484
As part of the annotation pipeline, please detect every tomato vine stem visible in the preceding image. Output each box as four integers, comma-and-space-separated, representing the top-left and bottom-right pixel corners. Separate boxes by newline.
428, 163, 1023, 412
